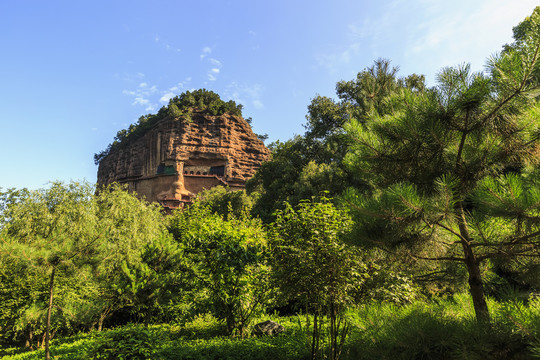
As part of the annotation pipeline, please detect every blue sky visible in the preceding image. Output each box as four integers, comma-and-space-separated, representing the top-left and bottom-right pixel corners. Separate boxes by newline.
0, 0, 538, 190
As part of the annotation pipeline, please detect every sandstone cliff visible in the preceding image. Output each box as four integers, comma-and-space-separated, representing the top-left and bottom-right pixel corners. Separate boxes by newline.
97, 110, 270, 209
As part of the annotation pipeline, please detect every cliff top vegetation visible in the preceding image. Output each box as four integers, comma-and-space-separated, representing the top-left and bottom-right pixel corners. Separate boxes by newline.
94, 89, 244, 165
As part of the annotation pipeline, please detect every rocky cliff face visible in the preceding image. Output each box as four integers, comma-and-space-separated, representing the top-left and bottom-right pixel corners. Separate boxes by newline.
97, 111, 270, 209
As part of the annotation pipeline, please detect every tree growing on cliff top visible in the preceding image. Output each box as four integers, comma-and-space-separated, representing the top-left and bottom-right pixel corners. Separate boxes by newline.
94, 89, 244, 165
343, 7, 540, 322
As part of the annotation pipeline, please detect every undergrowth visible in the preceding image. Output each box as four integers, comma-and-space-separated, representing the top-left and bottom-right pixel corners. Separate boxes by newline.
2, 295, 539, 360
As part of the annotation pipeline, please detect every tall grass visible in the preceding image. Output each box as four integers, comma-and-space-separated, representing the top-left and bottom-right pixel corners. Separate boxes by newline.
344, 294, 540, 359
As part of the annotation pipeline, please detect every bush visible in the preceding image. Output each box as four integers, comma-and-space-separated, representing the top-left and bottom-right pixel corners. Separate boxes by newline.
87, 324, 158, 359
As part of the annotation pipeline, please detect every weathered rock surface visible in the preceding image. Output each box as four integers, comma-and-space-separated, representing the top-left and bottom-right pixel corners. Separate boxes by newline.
253, 320, 285, 336
97, 111, 270, 209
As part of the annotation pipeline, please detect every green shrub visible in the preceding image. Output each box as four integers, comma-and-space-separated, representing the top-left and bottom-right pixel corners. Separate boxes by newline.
87, 324, 158, 359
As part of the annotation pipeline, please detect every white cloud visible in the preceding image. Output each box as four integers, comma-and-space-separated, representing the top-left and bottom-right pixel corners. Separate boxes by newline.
123, 76, 193, 111
168, 78, 191, 93
200, 46, 212, 59
124, 82, 158, 111
252, 99, 264, 109
202, 57, 223, 81
154, 35, 181, 52
116, 72, 145, 82
404, 0, 539, 75
314, 6, 396, 73
133, 97, 149, 106
160, 92, 175, 104
209, 58, 222, 67
225, 82, 264, 110
315, 34, 363, 74
314, 0, 538, 80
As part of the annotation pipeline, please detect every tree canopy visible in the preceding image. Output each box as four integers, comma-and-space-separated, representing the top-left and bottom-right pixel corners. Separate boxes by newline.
343, 7, 540, 322
247, 59, 426, 222
0, 182, 173, 354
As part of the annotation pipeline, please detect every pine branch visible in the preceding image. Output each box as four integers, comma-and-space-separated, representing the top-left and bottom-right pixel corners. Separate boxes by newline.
455, 111, 470, 168
432, 220, 467, 244
477, 40, 540, 129
408, 252, 465, 262
342, 198, 387, 220
478, 250, 540, 262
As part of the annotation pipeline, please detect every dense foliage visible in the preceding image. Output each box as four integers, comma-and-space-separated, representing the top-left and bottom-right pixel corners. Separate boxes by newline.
0, 183, 175, 359
246, 59, 426, 222
343, 7, 540, 322
196, 185, 258, 219
94, 89, 244, 165
167, 204, 272, 337
270, 199, 368, 360
2, 298, 539, 359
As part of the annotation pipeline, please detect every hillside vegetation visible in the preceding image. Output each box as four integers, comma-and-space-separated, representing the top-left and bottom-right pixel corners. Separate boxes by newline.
93, 89, 244, 165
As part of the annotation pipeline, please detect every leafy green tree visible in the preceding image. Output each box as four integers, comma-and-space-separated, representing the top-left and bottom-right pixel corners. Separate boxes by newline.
168, 203, 272, 337
247, 137, 313, 222
335, 59, 424, 125
0, 182, 100, 359
90, 183, 178, 327
196, 186, 257, 219
110, 233, 186, 324
247, 137, 351, 222
270, 198, 368, 360
343, 8, 540, 322
0, 182, 175, 355
0, 253, 46, 348
248, 60, 425, 222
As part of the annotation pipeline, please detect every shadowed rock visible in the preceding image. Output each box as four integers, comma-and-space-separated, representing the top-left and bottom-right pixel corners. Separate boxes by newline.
253, 320, 285, 336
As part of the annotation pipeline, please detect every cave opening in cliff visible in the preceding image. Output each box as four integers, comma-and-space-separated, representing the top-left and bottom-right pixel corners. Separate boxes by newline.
209, 166, 225, 176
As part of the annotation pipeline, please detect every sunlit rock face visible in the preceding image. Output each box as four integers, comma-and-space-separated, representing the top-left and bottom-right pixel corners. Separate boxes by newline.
97, 111, 270, 210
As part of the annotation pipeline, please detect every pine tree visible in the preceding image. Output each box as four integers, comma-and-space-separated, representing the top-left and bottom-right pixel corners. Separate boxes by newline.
344, 7, 540, 322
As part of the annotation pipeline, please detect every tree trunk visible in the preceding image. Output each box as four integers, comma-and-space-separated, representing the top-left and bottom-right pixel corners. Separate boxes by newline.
311, 313, 319, 360
330, 302, 336, 360
462, 242, 490, 322
456, 205, 490, 323
25, 327, 33, 349
45, 266, 55, 360
98, 312, 105, 332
